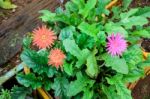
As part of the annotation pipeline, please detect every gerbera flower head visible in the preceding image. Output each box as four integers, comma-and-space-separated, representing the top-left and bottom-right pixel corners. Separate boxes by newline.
32, 25, 57, 49
48, 48, 66, 69
107, 33, 127, 56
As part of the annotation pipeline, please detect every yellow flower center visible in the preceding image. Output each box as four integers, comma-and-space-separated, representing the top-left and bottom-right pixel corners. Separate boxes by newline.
41, 35, 47, 40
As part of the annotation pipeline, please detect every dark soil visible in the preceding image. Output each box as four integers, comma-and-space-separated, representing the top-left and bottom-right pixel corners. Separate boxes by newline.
132, 75, 150, 99
141, 38, 150, 52
130, 0, 150, 7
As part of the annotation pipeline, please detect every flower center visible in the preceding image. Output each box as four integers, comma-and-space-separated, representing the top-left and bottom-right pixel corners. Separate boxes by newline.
41, 35, 47, 40
113, 41, 118, 47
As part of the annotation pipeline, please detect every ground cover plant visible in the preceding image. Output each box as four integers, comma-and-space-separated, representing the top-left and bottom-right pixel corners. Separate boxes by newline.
15, 0, 150, 99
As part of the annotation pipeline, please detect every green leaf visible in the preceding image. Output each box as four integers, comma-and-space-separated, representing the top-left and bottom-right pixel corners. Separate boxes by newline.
0, 0, 17, 9
79, 0, 97, 18
111, 7, 121, 19
134, 6, 150, 18
123, 69, 144, 83
21, 49, 48, 68
11, 86, 32, 99
106, 74, 123, 85
86, 48, 99, 78
52, 76, 69, 98
106, 76, 132, 99
65, 1, 78, 12
115, 81, 132, 99
132, 29, 150, 38
47, 66, 57, 77
123, 45, 143, 70
120, 9, 148, 29
63, 39, 90, 68
63, 61, 74, 76
40, 10, 73, 25
97, 31, 106, 46
102, 54, 128, 74
120, 16, 148, 29
96, 0, 110, 15
78, 22, 99, 40
120, 9, 139, 19
42, 77, 52, 91
82, 88, 93, 99
72, 0, 85, 11
137, 55, 150, 69
63, 39, 81, 58
16, 73, 42, 89
76, 49, 90, 68
59, 26, 75, 40
104, 22, 128, 37
21, 49, 57, 76
102, 85, 121, 99
122, 0, 132, 10
67, 72, 95, 96
76, 33, 95, 49
22, 36, 32, 49
39, 10, 56, 22
0, 89, 11, 99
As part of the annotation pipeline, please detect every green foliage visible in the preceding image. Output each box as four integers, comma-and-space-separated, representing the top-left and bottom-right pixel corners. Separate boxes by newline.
106, 74, 132, 99
134, 6, 150, 18
78, 0, 97, 18
67, 72, 95, 97
104, 22, 128, 37
59, 26, 75, 40
78, 22, 100, 40
96, 0, 110, 15
22, 36, 32, 49
102, 54, 128, 74
119, 8, 148, 29
11, 86, 32, 99
123, 45, 143, 70
16, 0, 150, 99
0, 0, 17, 9
86, 48, 99, 78
21, 49, 57, 77
63, 39, 90, 68
137, 55, 150, 69
0, 89, 11, 99
16, 73, 43, 89
63, 61, 74, 76
52, 76, 69, 98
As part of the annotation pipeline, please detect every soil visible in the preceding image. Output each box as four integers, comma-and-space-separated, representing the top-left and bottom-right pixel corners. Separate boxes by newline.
130, 0, 150, 7
132, 75, 150, 99
141, 38, 150, 52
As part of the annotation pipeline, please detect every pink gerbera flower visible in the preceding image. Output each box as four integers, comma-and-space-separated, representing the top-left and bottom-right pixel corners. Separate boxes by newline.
48, 49, 66, 69
107, 33, 127, 56
32, 25, 57, 49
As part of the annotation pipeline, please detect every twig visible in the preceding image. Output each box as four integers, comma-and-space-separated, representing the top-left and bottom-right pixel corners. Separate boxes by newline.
105, 0, 118, 9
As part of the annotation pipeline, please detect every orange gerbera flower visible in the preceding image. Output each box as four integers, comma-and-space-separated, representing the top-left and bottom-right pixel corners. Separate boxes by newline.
32, 25, 57, 49
48, 49, 65, 69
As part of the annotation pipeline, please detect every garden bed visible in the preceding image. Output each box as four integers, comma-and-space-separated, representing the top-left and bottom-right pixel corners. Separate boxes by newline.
0, 0, 150, 99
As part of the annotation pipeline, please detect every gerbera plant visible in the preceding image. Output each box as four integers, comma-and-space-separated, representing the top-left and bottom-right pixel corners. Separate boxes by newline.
16, 0, 150, 99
